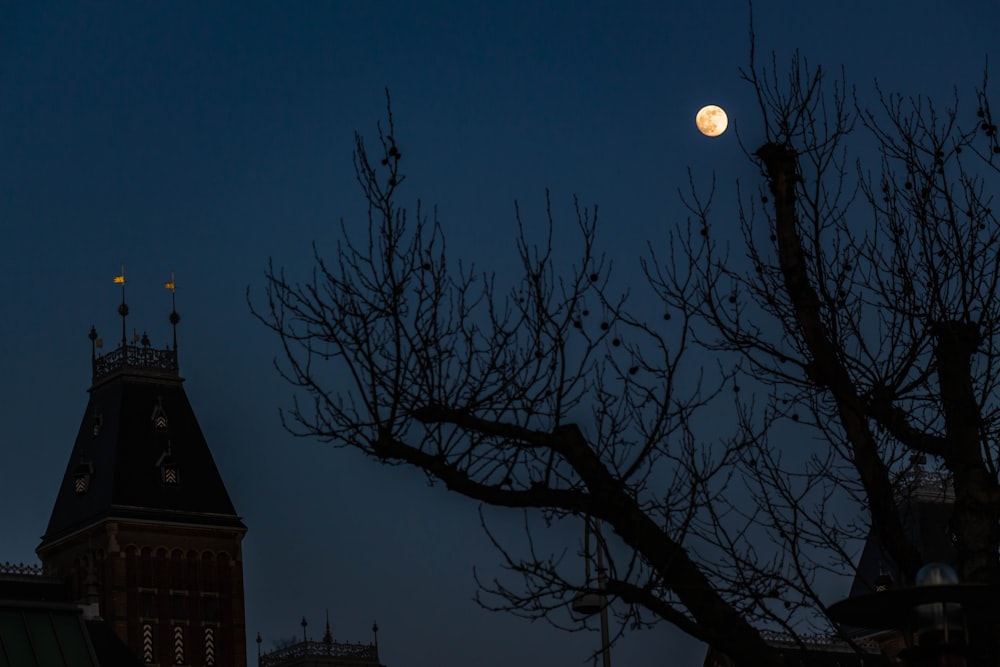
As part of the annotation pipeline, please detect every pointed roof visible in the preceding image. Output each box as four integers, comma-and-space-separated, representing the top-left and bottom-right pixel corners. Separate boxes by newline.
39, 336, 244, 548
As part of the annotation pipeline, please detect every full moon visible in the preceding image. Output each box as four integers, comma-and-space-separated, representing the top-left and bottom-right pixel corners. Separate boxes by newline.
696, 105, 728, 137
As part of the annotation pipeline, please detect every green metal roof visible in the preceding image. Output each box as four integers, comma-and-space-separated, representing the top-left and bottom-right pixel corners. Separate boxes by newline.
0, 603, 98, 667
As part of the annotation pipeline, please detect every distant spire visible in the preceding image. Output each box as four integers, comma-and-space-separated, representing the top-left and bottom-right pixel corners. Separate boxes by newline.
256, 632, 262, 659
301, 616, 308, 644
114, 265, 128, 347
372, 620, 379, 647
323, 609, 333, 644
89, 326, 98, 362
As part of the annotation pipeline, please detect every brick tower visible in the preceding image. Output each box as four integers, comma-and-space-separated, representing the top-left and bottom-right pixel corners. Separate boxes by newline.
37, 287, 247, 667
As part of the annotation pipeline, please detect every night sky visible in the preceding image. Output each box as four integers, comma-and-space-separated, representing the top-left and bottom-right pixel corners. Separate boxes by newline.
1, 3, 996, 666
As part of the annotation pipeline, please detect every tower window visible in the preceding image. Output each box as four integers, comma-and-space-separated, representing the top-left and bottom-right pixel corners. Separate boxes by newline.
92, 412, 102, 437
202, 596, 218, 622
140, 592, 155, 618
171, 594, 187, 620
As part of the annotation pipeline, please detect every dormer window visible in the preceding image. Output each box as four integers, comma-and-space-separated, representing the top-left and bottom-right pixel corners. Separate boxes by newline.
162, 464, 179, 485
151, 397, 168, 431
74, 460, 93, 494
92, 411, 102, 437
157, 447, 179, 486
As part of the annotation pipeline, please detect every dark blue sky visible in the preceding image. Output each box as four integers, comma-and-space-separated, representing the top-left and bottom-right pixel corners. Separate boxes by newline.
0, 3, 996, 666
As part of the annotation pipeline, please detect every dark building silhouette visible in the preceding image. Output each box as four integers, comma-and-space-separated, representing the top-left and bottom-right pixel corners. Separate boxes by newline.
37, 320, 247, 667
702, 467, 955, 666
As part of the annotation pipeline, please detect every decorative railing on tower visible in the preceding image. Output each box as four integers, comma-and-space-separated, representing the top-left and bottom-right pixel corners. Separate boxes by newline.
892, 467, 954, 502
92, 341, 179, 381
259, 639, 380, 667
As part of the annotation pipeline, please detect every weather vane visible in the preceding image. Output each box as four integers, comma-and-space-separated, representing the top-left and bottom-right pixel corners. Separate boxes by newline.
165, 272, 181, 352
113, 265, 128, 347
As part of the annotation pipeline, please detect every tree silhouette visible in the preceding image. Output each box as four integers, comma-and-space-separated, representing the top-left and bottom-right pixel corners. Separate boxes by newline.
251, 48, 1000, 666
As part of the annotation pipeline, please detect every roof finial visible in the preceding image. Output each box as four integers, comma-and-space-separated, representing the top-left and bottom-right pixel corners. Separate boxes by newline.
301, 616, 308, 644
372, 620, 379, 647
256, 632, 262, 659
165, 272, 180, 354
78, 548, 102, 620
114, 265, 127, 348
89, 326, 98, 362
323, 609, 333, 644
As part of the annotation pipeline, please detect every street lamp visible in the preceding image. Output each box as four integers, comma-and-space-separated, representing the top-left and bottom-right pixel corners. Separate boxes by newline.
572, 516, 611, 667
828, 563, 1000, 667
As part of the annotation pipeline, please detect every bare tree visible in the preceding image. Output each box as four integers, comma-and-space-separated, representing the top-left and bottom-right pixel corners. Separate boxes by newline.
251, 43, 1000, 665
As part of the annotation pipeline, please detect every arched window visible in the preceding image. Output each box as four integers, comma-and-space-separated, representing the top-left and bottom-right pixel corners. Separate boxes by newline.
170, 549, 184, 590
155, 548, 169, 587
201, 552, 216, 590
140, 547, 153, 588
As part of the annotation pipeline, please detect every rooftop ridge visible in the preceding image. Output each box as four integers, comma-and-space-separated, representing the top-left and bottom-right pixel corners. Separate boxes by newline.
757, 629, 880, 653
0, 561, 52, 578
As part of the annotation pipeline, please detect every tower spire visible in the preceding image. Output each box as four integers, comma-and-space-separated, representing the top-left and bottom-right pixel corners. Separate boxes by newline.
323, 609, 333, 644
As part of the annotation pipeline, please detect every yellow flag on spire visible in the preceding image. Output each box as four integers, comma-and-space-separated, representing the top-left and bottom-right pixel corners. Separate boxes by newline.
165, 272, 175, 291
113, 275, 125, 284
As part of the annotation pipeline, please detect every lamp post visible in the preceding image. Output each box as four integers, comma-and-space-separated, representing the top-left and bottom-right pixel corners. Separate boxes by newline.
828, 563, 1000, 667
572, 516, 611, 667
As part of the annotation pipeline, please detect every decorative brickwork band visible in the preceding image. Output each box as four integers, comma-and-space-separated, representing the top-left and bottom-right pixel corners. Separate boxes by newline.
142, 624, 153, 663
205, 627, 215, 665
174, 625, 185, 665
